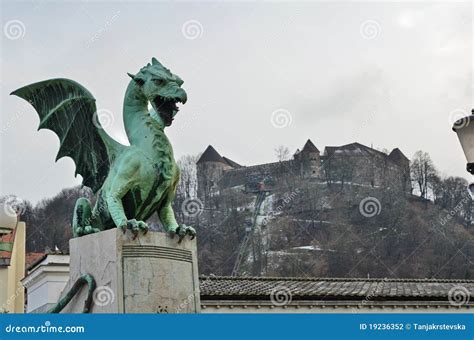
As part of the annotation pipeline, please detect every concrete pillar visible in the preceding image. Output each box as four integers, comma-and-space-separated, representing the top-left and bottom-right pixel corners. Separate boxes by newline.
60, 229, 200, 313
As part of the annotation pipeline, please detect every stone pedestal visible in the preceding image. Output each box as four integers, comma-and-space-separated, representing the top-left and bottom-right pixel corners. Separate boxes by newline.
60, 229, 200, 313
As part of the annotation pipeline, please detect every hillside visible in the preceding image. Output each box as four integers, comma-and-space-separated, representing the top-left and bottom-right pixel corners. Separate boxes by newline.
193, 177, 473, 279
2, 157, 473, 279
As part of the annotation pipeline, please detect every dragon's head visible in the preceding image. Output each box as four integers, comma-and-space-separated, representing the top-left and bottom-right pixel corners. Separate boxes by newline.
128, 57, 187, 127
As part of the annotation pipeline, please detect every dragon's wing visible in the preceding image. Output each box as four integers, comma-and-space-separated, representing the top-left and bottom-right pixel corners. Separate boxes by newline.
11, 78, 126, 193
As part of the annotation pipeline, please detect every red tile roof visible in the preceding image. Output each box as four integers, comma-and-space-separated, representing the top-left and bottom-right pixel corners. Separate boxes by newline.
25, 252, 46, 270
0, 228, 16, 260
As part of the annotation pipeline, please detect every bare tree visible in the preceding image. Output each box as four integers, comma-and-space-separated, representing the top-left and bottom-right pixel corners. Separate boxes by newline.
410, 150, 438, 199
433, 176, 471, 222
274, 145, 290, 162
172, 154, 201, 225
176, 154, 200, 199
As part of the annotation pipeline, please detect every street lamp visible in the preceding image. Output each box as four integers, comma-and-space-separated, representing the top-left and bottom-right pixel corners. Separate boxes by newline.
0, 203, 17, 235
452, 109, 474, 175
453, 108, 474, 217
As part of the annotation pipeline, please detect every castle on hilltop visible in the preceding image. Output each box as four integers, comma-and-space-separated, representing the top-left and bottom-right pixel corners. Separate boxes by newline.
196, 139, 411, 203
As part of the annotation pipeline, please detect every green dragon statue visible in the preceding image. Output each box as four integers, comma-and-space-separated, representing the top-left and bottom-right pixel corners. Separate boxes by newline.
11, 58, 196, 242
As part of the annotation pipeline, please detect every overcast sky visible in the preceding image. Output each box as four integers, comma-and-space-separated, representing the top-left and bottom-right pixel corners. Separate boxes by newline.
1, 1, 472, 204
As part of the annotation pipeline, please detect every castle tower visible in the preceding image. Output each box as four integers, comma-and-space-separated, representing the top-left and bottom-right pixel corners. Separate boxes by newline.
296, 139, 320, 178
196, 145, 233, 203
387, 148, 411, 192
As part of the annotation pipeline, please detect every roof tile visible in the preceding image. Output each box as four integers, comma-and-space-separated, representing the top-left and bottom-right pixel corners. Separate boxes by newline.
200, 276, 474, 302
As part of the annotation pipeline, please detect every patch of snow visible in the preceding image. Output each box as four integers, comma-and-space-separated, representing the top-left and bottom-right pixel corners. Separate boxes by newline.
291, 245, 336, 252
292, 219, 332, 224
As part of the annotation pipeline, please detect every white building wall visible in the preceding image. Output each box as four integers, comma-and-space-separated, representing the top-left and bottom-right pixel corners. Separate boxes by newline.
22, 255, 69, 313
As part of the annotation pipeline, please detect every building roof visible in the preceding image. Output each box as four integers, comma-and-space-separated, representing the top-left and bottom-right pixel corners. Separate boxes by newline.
197, 145, 242, 169
199, 276, 474, 303
222, 157, 242, 168
324, 142, 386, 159
388, 148, 409, 163
301, 139, 319, 153
197, 145, 227, 164
25, 252, 47, 271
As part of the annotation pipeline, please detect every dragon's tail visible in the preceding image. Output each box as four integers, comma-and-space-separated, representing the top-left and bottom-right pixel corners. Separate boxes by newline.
48, 274, 97, 313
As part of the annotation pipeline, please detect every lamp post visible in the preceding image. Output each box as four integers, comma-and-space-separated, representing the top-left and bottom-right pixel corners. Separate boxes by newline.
452, 109, 474, 175
452, 109, 474, 224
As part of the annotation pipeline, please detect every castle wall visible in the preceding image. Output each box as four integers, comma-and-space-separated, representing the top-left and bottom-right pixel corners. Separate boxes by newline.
321, 150, 410, 192
219, 160, 301, 191
197, 144, 411, 202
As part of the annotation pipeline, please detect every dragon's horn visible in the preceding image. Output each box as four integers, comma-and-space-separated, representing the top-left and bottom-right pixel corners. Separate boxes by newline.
151, 57, 162, 66
127, 73, 144, 86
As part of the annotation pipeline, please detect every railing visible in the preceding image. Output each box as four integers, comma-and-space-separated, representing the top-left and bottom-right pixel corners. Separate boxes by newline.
231, 190, 267, 276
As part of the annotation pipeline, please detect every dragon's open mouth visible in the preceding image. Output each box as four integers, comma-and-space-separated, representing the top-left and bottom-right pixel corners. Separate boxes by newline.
153, 95, 181, 126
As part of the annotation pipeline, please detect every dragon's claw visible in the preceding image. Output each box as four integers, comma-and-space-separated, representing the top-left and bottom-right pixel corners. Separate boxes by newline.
121, 219, 149, 239
174, 225, 196, 243
75, 225, 101, 237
